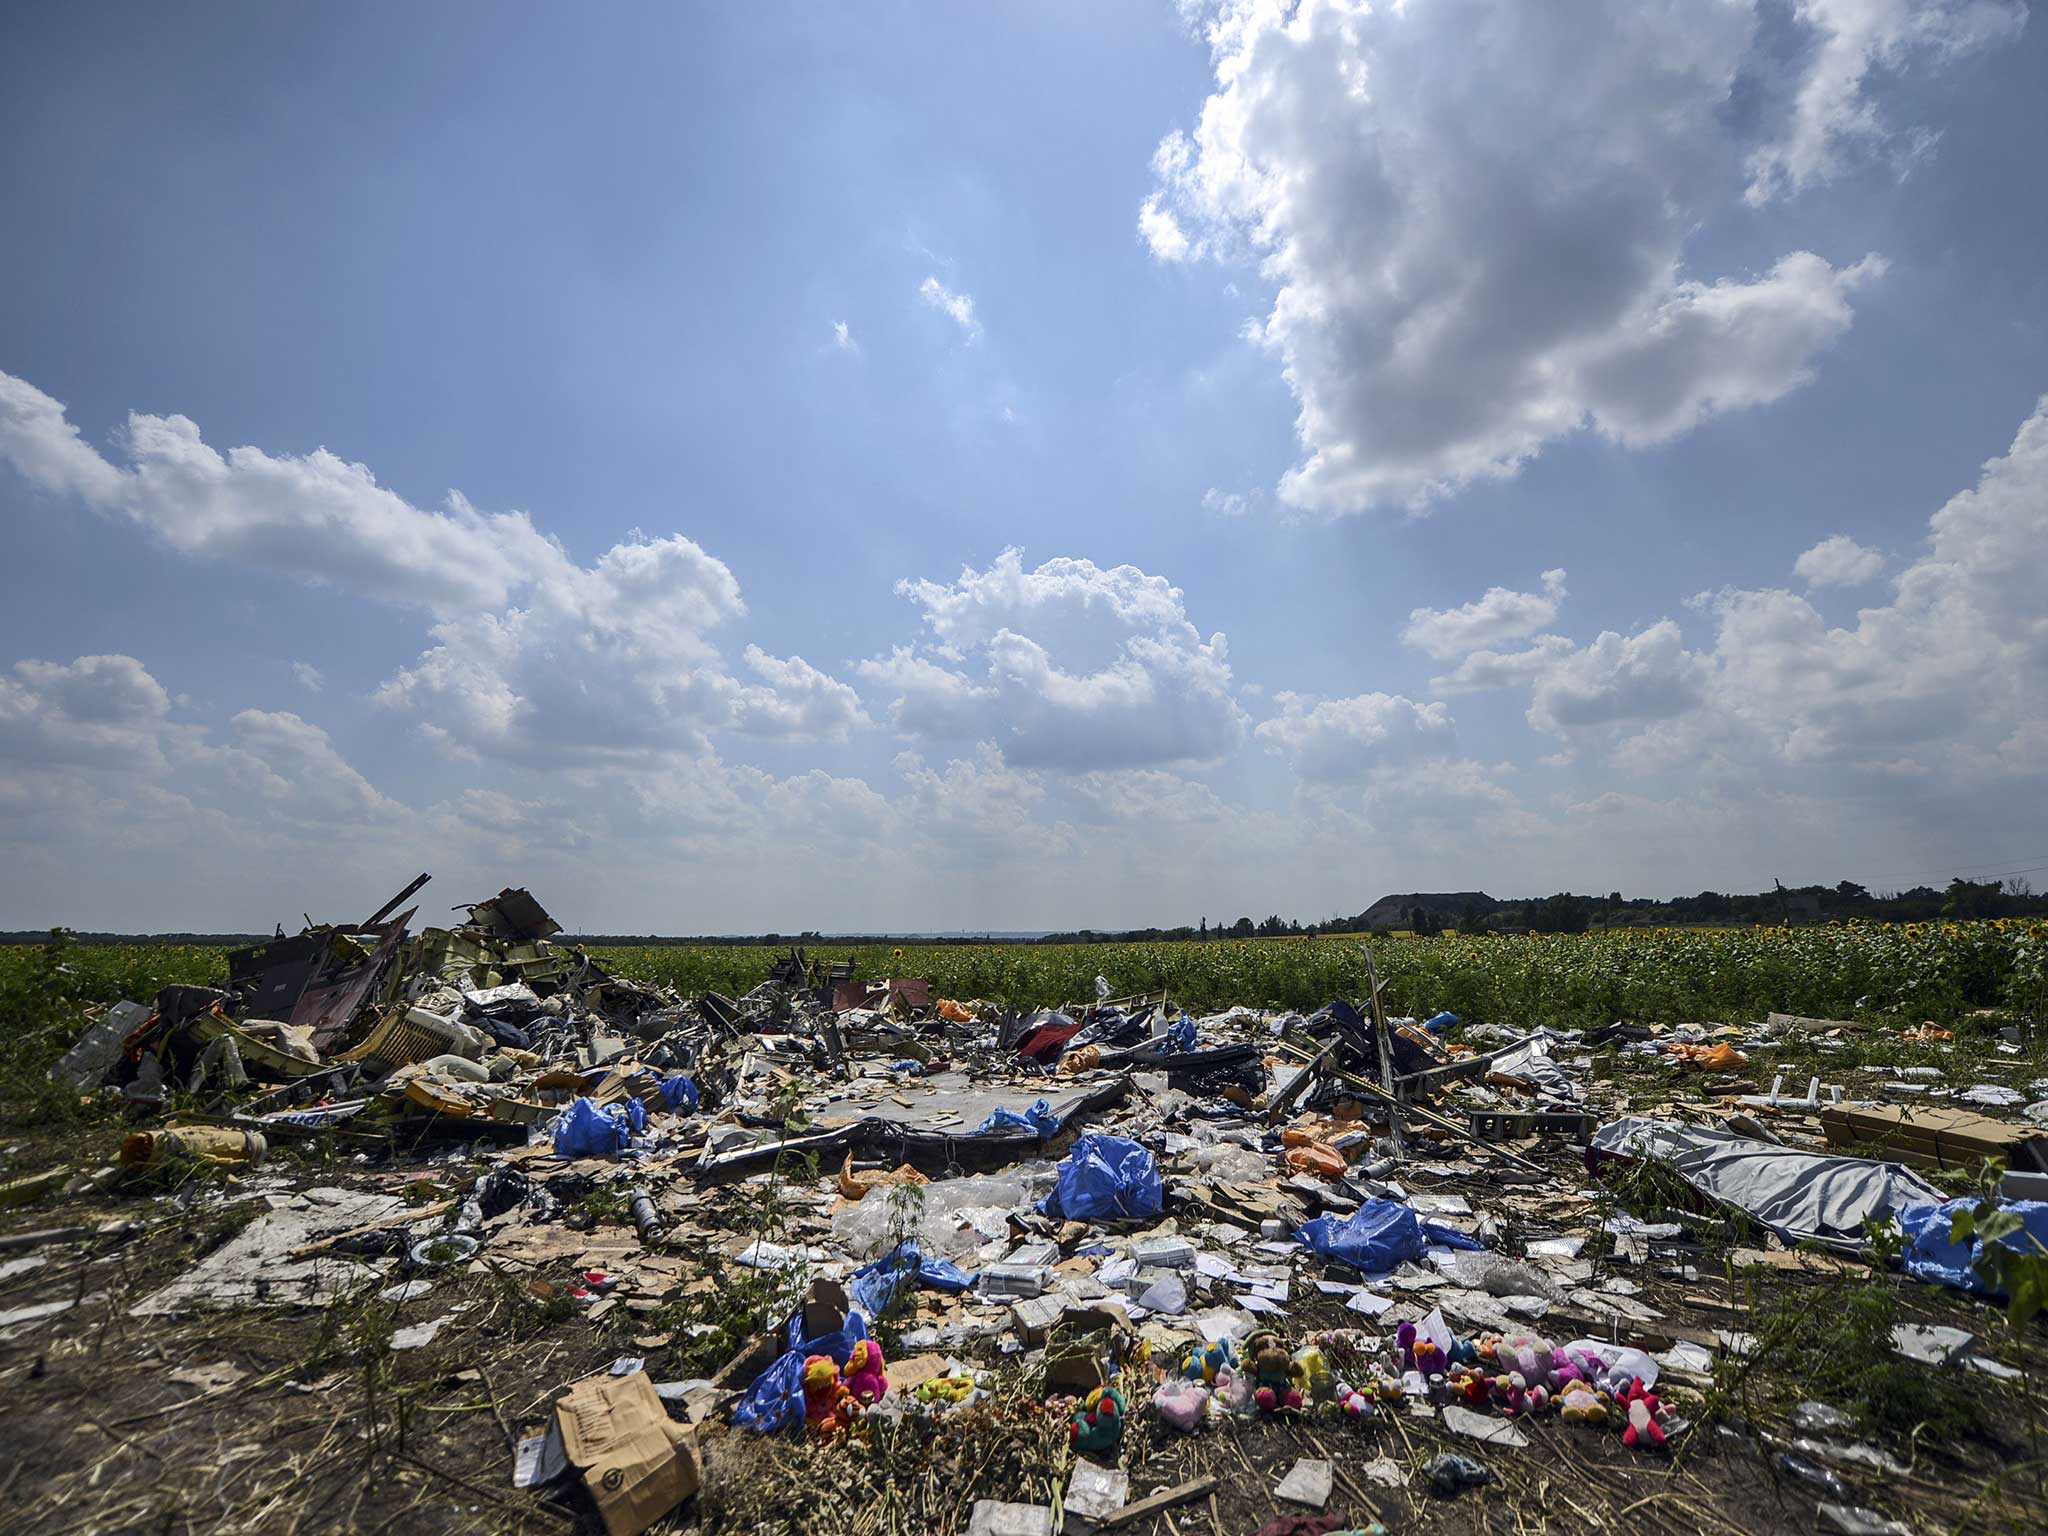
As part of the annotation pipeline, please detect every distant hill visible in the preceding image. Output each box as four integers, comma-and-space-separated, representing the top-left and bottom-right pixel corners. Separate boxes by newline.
1358, 892, 1496, 930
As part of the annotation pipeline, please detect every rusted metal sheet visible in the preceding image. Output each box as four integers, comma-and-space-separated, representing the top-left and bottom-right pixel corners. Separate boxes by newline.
293, 910, 414, 1053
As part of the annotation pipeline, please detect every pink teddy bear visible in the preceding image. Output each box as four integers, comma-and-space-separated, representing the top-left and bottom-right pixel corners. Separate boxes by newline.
841, 1338, 888, 1406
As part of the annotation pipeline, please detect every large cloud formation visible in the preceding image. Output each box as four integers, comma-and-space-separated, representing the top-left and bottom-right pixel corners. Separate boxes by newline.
859, 549, 1247, 771
1143, 0, 2019, 513
1431, 394, 2048, 781
0, 371, 863, 765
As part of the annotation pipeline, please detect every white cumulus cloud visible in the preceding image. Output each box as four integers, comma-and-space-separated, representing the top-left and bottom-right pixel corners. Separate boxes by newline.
859, 549, 1246, 772
918, 276, 981, 340
1794, 534, 1887, 588
1402, 570, 1567, 659
0, 368, 867, 768
1254, 691, 1456, 781
1143, 1, 2011, 514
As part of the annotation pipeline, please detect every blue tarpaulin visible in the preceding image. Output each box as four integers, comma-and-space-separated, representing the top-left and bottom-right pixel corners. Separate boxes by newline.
1166, 1014, 1198, 1052
733, 1308, 873, 1434
658, 1074, 699, 1113
1295, 1197, 1486, 1273
973, 1098, 1063, 1137
1898, 1198, 2048, 1296
550, 1095, 645, 1158
1039, 1133, 1162, 1221
848, 1239, 973, 1321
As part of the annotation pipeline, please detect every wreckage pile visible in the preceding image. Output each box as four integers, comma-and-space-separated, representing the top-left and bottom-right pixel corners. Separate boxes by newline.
9, 876, 2048, 1536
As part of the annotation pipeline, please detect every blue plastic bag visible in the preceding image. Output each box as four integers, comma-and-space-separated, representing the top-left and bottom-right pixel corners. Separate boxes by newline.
658, 1074, 699, 1113
735, 1307, 875, 1434
1166, 1014, 1198, 1052
550, 1096, 642, 1158
974, 1098, 1062, 1137
848, 1239, 978, 1321
1898, 1198, 2048, 1296
1423, 1011, 1460, 1034
731, 1348, 808, 1433
1040, 1133, 1162, 1221
1294, 1197, 1485, 1273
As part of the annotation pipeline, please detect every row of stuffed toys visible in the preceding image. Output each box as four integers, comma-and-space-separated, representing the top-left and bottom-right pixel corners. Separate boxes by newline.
803, 1323, 1672, 1454
1090, 1324, 1671, 1452
802, 1339, 981, 1435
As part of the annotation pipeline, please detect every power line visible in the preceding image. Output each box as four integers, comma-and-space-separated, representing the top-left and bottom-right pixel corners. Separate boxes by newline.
1847, 860, 2048, 890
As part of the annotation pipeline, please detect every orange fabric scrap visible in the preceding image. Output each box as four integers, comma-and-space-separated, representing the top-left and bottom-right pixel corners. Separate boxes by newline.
1671, 1042, 1748, 1071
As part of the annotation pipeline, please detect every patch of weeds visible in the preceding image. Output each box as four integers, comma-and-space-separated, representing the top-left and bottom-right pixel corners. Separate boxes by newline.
1706, 1262, 1990, 1451
571, 1183, 632, 1227
660, 1150, 822, 1375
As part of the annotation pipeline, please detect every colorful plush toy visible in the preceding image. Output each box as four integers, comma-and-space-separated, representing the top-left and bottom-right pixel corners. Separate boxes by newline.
1180, 1338, 1233, 1385
1395, 1321, 1418, 1372
1333, 1380, 1375, 1420
1211, 1363, 1254, 1415
1500, 1332, 1554, 1387
1472, 1330, 1504, 1366
1619, 1377, 1667, 1449
1246, 1330, 1303, 1414
1451, 1365, 1491, 1406
1291, 1343, 1333, 1402
803, 1353, 854, 1434
914, 1372, 976, 1406
1556, 1378, 1607, 1424
841, 1338, 888, 1406
1152, 1377, 1209, 1432
1411, 1336, 1447, 1377
1071, 1385, 1127, 1452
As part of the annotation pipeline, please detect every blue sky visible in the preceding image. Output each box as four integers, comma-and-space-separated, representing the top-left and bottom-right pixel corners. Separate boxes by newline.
2, 0, 2045, 932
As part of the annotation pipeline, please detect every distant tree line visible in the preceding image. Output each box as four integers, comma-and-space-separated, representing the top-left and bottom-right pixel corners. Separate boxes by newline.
9, 875, 2043, 948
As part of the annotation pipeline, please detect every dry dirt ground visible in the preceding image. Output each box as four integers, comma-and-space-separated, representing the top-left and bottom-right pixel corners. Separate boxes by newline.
4, 1044, 2047, 1536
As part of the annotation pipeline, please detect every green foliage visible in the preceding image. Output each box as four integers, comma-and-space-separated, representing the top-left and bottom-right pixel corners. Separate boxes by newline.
1711, 1266, 1991, 1448
3, 919, 2043, 1060
1949, 1200, 2048, 1331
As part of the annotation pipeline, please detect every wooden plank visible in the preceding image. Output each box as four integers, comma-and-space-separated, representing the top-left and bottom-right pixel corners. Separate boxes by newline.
1097, 1476, 1220, 1530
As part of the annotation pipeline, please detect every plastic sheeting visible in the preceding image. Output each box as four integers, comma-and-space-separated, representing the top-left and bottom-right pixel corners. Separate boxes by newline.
972, 1098, 1063, 1137
847, 1239, 974, 1320
1897, 1198, 2048, 1296
657, 1074, 699, 1113
1294, 1197, 1486, 1273
1591, 1116, 1944, 1250
550, 1095, 645, 1158
1039, 1133, 1162, 1221
732, 1310, 873, 1434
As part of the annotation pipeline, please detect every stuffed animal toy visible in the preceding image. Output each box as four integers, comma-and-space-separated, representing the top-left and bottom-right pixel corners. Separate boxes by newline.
1452, 1366, 1491, 1406
914, 1372, 976, 1406
1395, 1321, 1418, 1372
1180, 1338, 1233, 1385
1247, 1329, 1303, 1413
1211, 1363, 1254, 1415
1501, 1332, 1554, 1386
1291, 1343, 1333, 1402
803, 1354, 854, 1434
1152, 1377, 1209, 1433
1619, 1378, 1667, 1450
1366, 1372, 1404, 1403
1070, 1385, 1127, 1452
1500, 1372, 1530, 1416
1333, 1380, 1374, 1420
841, 1338, 888, 1406
1556, 1378, 1607, 1425
1525, 1382, 1550, 1413
1473, 1331, 1503, 1366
